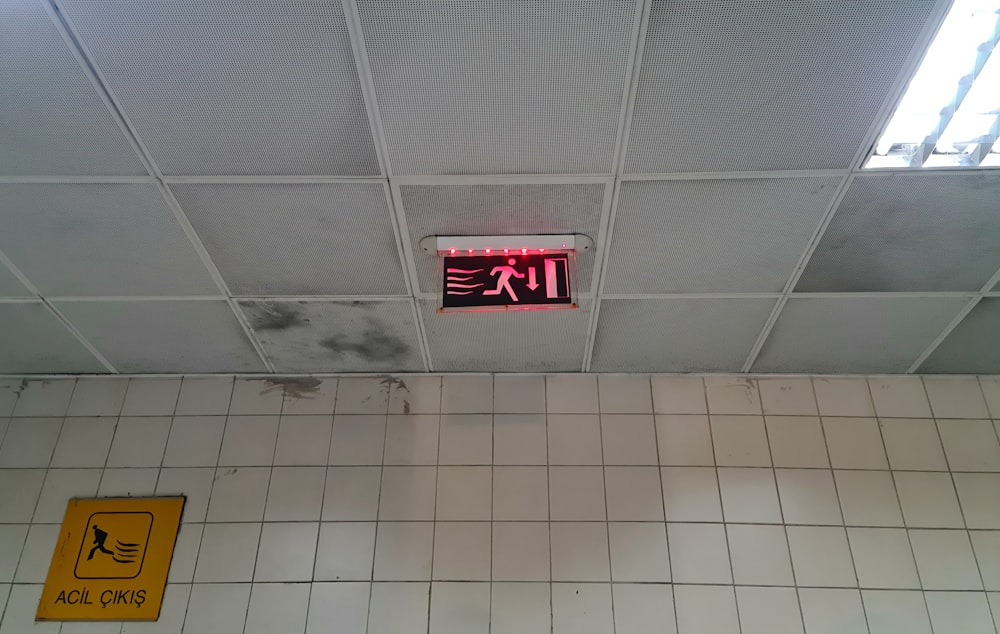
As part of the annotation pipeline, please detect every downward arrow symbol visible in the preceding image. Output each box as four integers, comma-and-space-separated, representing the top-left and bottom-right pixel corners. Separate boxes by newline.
526, 266, 540, 290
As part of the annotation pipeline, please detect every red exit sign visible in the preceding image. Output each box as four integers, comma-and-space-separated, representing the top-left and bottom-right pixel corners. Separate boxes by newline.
441, 251, 576, 311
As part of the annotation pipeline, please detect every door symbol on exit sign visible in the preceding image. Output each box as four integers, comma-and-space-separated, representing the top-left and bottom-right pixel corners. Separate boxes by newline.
441, 253, 574, 310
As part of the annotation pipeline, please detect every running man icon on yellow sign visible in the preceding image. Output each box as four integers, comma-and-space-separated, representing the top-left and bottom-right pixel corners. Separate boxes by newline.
74, 512, 152, 580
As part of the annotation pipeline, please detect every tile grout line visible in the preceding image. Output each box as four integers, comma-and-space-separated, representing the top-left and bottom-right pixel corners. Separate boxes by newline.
304, 379, 335, 634
424, 378, 441, 634
593, 379, 618, 634
544, 378, 555, 634
649, 375, 678, 633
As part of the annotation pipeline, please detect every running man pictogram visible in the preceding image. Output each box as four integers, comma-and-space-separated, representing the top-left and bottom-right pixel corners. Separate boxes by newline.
482, 258, 525, 302
86, 525, 141, 564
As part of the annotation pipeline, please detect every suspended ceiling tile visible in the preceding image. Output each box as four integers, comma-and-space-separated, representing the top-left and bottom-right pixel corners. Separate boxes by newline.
357, 0, 636, 175
797, 172, 1000, 292
58, 0, 378, 176
0, 1, 145, 175
624, 0, 938, 173
171, 183, 406, 296
420, 300, 592, 372
0, 303, 105, 373
753, 296, 969, 374
239, 300, 423, 372
590, 297, 776, 372
919, 299, 1000, 374
605, 178, 839, 293
400, 183, 605, 294
56, 300, 265, 373
0, 267, 30, 298
0, 184, 218, 297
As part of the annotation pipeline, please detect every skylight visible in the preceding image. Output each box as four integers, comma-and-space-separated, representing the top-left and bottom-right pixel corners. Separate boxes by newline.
866, 0, 1000, 169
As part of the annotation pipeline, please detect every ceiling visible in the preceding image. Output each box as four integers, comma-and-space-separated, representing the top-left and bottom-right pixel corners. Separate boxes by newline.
1, 0, 998, 375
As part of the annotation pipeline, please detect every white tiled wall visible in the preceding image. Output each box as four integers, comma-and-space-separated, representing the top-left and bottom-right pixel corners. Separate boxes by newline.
1, 374, 999, 634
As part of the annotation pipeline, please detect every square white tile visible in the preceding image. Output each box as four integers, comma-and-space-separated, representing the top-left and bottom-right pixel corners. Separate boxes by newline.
546, 375, 599, 413
894, 471, 965, 528
0, 418, 62, 467
120, 379, 181, 416
229, 379, 284, 415
12, 380, 74, 417
736, 586, 804, 634
436, 466, 491, 521
378, 466, 437, 521
244, 582, 309, 634
494, 375, 546, 413
924, 591, 996, 634
786, 526, 857, 587
673, 585, 740, 634
711, 415, 771, 466
970, 531, 1000, 590
937, 419, 1000, 471
547, 414, 603, 464
206, 466, 270, 522
835, 470, 904, 527
813, 378, 875, 417
759, 378, 817, 415
50, 417, 116, 468
440, 376, 492, 414
218, 415, 279, 466
438, 414, 492, 465
604, 466, 663, 521
322, 466, 381, 521
601, 414, 657, 465
550, 521, 610, 581
823, 417, 888, 469
429, 582, 490, 634
988, 593, 1000, 633
315, 522, 376, 581
493, 414, 547, 465
388, 376, 440, 415
162, 416, 225, 467
869, 377, 931, 418
493, 466, 547, 520
924, 376, 990, 419
165, 523, 202, 583
0, 380, 20, 417
492, 522, 550, 581
775, 468, 843, 525
661, 466, 722, 521
106, 416, 171, 468
613, 583, 676, 634
552, 583, 614, 634
798, 588, 868, 634
705, 377, 761, 415
848, 527, 920, 589
608, 522, 670, 582
667, 523, 732, 584
122, 583, 192, 633
862, 590, 932, 634
33, 468, 101, 523
329, 415, 386, 465
432, 521, 491, 581
598, 375, 652, 413
306, 582, 370, 634
383, 414, 439, 465
175, 376, 234, 415
548, 466, 606, 520
651, 375, 706, 414
880, 418, 948, 471
194, 522, 260, 582
981, 377, 1000, 418
492, 582, 551, 634
766, 416, 829, 467
0, 584, 60, 634
57, 621, 123, 634
66, 378, 127, 417
96, 467, 158, 497
0, 524, 29, 582
909, 529, 983, 590
718, 467, 782, 523
280, 378, 338, 415
727, 523, 793, 585
367, 582, 429, 634
655, 415, 714, 466
273, 415, 333, 465
183, 583, 250, 634
373, 521, 434, 581
336, 378, 388, 415
13, 524, 59, 583
254, 522, 318, 582
264, 466, 325, 521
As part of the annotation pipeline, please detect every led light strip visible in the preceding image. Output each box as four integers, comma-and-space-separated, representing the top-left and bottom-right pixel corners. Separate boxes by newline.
418, 234, 593, 255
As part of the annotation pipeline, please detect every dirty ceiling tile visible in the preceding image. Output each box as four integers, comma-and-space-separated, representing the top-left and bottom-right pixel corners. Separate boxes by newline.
919, 299, 1000, 374
0, 303, 106, 374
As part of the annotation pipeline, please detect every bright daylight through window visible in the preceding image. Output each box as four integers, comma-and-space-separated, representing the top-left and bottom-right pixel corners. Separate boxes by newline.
867, 0, 1000, 168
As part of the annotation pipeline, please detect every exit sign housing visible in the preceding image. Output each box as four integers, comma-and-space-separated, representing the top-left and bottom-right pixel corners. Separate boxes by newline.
440, 251, 576, 311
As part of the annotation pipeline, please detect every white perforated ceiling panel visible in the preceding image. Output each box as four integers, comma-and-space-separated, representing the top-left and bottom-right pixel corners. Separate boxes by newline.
590, 298, 776, 372
171, 183, 407, 296
920, 299, 1000, 374
753, 296, 969, 374
0, 1, 145, 176
239, 300, 423, 372
58, 0, 379, 176
625, 0, 938, 173
0, 303, 105, 374
0, 184, 218, 297
604, 178, 839, 294
56, 300, 265, 373
358, 0, 636, 175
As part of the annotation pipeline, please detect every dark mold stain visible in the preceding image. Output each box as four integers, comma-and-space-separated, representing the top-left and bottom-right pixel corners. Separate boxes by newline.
247, 302, 310, 331
264, 376, 323, 400
319, 319, 410, 363
380, 376, 410, 412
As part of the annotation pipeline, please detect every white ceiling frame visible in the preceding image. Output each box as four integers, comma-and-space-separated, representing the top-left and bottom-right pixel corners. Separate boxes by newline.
0, 175, 156, 184
620, 169, 849, 181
